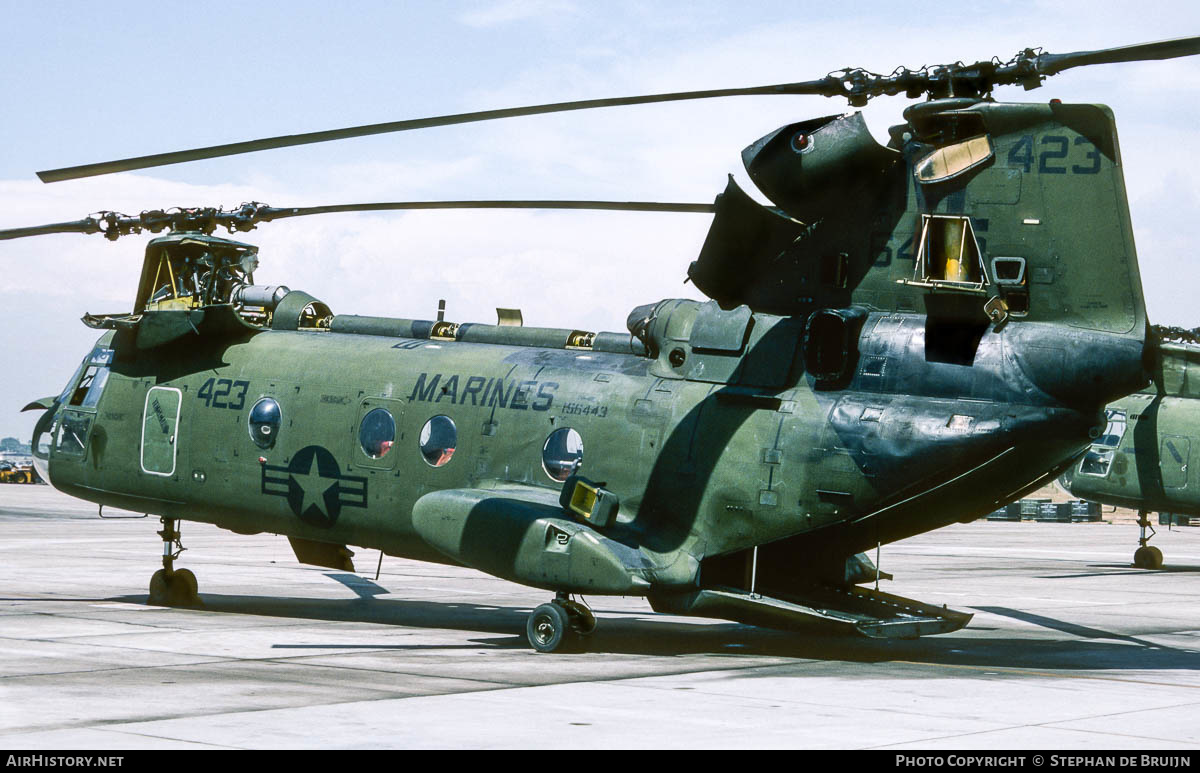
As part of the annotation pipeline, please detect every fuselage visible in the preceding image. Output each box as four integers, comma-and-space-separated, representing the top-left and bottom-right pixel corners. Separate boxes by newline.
30, 97, 1155, 602
36, 298, 1140, 593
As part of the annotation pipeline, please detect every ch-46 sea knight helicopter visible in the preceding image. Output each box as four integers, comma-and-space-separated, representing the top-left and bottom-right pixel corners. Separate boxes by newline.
1061, 328, 1200, 570
7, 37, 1196, 652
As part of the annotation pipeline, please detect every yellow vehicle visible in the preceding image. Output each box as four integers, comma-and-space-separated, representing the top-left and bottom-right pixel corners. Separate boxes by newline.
0, 463, 39, 484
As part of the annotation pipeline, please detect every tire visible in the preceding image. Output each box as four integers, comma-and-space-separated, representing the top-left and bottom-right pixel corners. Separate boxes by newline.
149, 569, 170, 605
169, 568, 199, 605
1134, 546, 1164, 570
527, 602, 573, 653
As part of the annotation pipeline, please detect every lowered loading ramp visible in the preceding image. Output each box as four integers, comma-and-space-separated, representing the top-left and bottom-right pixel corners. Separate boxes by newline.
651, 583, 972, 639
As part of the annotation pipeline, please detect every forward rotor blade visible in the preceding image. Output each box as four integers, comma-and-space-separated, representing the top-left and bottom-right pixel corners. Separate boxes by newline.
1037, 35, 1200, 76
0, 199, 717, 242
36, 80, 835, 183
256, 200, 718, 221
0, 218, 102, 241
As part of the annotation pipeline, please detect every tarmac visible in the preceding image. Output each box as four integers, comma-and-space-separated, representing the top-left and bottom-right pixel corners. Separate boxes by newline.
3, 485, 1200, 750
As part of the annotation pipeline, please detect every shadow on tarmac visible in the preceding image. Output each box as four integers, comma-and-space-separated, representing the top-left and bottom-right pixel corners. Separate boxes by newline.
1037, 563, 1200, 578
43, 585, 1198, 674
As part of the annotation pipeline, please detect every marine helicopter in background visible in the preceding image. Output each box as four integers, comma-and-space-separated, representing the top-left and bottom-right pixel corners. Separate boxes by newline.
6, 37, 1196, 652
1061, 328, 1200, 569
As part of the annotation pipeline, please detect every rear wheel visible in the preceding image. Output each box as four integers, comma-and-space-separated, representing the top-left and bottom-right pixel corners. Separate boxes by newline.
527, 602, 577, 653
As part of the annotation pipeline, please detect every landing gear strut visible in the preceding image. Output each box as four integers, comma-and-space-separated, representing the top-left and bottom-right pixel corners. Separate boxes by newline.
526, 593, 595, 653
1133, 510, 1164, 570
148, 518, 200, 605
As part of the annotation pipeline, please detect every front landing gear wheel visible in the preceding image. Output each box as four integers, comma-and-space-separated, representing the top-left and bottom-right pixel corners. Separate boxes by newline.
147, 519, 200, 606
1134, 511, 1164, 569
148, 568, 200, 606
169, 568, 199, 605
527, 602, 578, 653
1134, 545, 1164, 570
149, 569, 170, 605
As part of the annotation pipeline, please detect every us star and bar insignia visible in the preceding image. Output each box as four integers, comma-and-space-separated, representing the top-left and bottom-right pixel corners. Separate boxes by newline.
261, 445, 367, 527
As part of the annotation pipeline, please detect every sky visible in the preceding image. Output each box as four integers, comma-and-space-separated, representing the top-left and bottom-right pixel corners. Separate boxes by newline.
2, 0, 1199, 440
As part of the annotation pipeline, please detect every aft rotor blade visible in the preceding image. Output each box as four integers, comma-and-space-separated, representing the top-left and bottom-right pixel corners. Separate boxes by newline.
36, 80, 836, 183
1037, 36, 1200, 75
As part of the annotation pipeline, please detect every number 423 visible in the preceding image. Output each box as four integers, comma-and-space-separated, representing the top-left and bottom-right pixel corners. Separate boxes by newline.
1007, 134, 1101, 175
197, 378, 249, 410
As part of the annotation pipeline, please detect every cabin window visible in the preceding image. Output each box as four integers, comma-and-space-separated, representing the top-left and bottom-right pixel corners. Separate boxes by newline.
359, 408, 396, 459
419, 415, 457, 467
1079, 409, 1128, 477
543, 427, 584, 482
915, 215, 985, 284
248, 398, 281, 449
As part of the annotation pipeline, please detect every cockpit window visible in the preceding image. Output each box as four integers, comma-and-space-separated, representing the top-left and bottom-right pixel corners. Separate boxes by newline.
543, 428, 583, 482
1079, 409, 1128, 477
248, 397, 281, 449
64, 348, 114, 408
79, 368, 110, 409
58, 343, 113, 408
58, 358, 87, 405
56, 413, 92, 457
359, 408, 396, 459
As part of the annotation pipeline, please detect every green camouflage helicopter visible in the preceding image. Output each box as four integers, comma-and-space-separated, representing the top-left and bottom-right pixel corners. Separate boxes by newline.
7, 38, 1197, 652
1060, 328, 1200, 569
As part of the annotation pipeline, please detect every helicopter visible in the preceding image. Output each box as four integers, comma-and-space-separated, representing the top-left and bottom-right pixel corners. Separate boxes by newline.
6, 37, 1196, 653
1059, 327, 1200, 569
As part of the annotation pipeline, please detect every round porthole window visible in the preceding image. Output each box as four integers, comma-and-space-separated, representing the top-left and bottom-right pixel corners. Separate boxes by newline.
542, 427, 583, 482
359, 408, 396, 459
248, 397, 281, 449
419, 415, 457, 467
